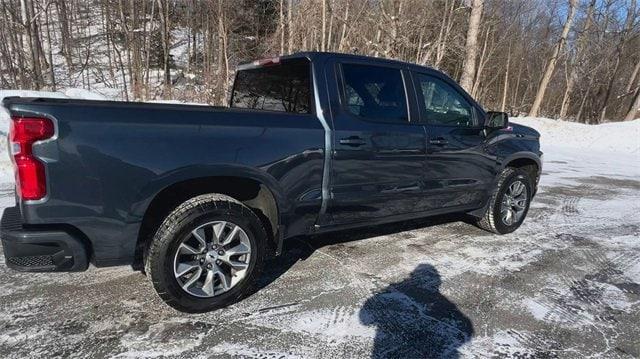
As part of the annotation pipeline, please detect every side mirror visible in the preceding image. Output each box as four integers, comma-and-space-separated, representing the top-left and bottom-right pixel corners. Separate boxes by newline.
484, 111, 509, 130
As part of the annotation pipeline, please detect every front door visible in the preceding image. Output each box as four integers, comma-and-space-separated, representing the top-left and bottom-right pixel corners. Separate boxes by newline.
323, 61, 428, 226
412, 71, 496, 209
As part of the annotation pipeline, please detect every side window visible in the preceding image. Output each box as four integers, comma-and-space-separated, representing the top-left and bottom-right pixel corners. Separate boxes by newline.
231, 59, 311, 113
341, 63, 408, 123
415, 74, 474, 127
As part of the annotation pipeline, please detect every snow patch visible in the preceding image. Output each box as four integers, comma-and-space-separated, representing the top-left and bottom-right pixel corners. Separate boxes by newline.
286, 308, 376, 338
62, 88, 108, 100
207, 342, 305, 359
512, 117, 640, 154
115, 321, 206, 358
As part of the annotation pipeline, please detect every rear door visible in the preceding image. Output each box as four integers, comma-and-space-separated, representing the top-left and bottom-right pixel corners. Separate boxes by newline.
322, 59, 428, 226
412, 71, 496, 209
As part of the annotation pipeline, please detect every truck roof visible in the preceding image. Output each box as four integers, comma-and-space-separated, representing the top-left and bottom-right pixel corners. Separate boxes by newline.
241, 51, 435, 71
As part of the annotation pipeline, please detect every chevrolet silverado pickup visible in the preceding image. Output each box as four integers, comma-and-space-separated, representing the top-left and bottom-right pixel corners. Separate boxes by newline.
1, 52, 542, 312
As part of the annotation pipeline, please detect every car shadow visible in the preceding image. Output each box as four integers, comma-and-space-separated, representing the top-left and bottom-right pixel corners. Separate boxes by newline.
258, 213, 469, 291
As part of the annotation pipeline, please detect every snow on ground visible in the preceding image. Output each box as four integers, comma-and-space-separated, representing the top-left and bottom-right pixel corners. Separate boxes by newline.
0, 110, 638, 357
513, 117, 640, 154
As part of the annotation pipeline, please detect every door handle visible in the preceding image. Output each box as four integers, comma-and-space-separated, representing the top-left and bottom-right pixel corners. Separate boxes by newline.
429, 138, 448, 146
339, 137, 366, 147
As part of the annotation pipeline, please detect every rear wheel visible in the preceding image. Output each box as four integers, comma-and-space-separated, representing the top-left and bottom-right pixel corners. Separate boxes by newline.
476, 167, 533, 234
146, 194, 267, 313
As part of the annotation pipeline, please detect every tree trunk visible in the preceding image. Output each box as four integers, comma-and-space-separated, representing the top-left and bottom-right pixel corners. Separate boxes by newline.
144, 0, 156, 99
3, 0, 27, 88
338, 0, 349, 52
102, 1, 117, 85
45, 3, 55, 90
434, 0, 455, 69
279, 0, 284, 54
157, 0, 171, 98
459, 0, 484, 93
529, 0, 577, 117
626, 58, 640, 94
321, 0, 326, 51
117, 0, 134, 96
21, 0, 42, 89
217, 0, 229, 104
501, 43, 511, 112
287, 0, 293, 53
30, 0, 48, 75
56, 0, 73, 72
471, 27, 490, 97
327, 3, 334, 51
559, 0, 595, 119
624, 86, 640, 121
598, 0, 636, 122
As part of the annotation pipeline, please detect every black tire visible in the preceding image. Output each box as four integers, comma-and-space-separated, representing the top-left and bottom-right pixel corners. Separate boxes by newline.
145, 194, 267, 313
476, 167, 533, 234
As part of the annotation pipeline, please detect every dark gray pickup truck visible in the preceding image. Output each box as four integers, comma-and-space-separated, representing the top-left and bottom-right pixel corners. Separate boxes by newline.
1, 52, 541, 312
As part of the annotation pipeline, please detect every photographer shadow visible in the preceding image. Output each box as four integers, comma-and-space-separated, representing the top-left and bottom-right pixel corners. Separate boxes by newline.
257, 214, 475, 358
359, 263, 474, 358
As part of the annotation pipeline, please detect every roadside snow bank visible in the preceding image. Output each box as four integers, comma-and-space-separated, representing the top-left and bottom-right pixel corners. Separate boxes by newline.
512, 117, 640, 154
61, 88, 108, 101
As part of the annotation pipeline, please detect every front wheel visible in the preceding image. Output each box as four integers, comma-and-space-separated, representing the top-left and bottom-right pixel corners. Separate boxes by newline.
145, 194, 267, 313
475, 167, 533, 234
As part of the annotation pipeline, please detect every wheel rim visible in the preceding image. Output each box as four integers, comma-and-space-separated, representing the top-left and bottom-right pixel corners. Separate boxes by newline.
173, 221, 252, 298
500, 180, 528, 226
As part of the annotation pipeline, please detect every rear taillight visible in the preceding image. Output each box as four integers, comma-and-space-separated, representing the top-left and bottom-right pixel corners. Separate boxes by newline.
9, 117, 55, 201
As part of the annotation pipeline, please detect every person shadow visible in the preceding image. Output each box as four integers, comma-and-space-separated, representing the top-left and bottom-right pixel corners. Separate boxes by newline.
359, 263, 474, 358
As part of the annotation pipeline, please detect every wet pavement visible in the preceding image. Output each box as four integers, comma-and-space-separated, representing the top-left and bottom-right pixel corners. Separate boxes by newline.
0, 149, 639, 358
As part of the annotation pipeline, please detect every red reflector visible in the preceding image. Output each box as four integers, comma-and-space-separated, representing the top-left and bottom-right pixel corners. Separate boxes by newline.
10, 117, 55, 201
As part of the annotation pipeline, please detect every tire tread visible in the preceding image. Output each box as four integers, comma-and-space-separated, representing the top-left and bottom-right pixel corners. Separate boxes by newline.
145, 193, 266, 312
476, 167, 519, 234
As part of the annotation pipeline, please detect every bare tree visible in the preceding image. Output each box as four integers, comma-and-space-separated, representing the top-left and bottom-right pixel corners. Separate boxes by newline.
529, 0, 577, 117
598, 0, 636, 122
559, 0, 596, 119
157, 0, 172, 98
0, 0, 636, 122
459, 0, 484, 93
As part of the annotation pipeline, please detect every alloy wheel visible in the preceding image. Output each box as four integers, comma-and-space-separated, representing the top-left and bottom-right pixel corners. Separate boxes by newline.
173, 221, 251, 298
500, 180, 528, 226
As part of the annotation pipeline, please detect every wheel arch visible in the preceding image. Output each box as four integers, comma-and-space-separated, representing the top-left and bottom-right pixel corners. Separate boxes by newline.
470, 153, 542, 219
502, 152, 541, 187
131, 168, 285, 269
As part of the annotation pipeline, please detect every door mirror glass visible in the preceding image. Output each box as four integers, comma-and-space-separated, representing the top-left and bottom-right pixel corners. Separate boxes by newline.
484, 111, 508, 129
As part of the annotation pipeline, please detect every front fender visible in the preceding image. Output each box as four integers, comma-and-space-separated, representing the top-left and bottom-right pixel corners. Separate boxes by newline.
500, 151, 542, 173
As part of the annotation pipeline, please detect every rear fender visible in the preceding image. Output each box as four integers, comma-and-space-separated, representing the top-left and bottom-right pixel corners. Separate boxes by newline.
127, 164, 288, 223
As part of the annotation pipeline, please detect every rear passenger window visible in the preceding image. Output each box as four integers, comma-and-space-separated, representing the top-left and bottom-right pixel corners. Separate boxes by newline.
415, 73, 474, 127
231, 59, 311, 114
341, 64, 408, 123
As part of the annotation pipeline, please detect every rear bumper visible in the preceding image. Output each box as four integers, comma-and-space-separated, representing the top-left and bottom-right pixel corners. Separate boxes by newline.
1, 207, 89, 272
